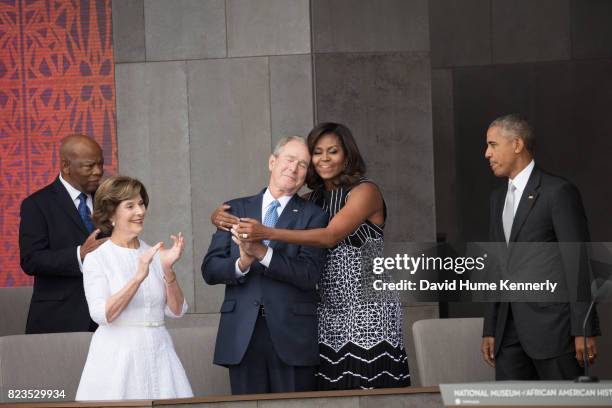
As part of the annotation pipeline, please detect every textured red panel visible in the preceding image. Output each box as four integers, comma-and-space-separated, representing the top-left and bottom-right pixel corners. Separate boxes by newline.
0, 0, 117, 287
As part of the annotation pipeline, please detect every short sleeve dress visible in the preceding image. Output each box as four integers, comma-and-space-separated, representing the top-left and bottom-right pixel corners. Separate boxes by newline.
309, 178, 410, 389
75, 239, 193, 401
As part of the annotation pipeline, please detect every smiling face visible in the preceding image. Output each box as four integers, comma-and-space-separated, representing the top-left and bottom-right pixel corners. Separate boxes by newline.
111, 195, 147, 237
485, 126, 522, 179
311, 132, 346, 182
268, 140, 310, 196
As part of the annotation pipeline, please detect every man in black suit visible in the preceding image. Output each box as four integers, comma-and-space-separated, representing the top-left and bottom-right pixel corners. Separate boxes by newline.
202, 136, 328, 394
481, 114, 600, 380
20, 134, 107, 334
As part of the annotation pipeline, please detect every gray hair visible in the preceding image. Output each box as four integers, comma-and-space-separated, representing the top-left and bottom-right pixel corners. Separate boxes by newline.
489, 114, 535, 154
272, 135, 307, 156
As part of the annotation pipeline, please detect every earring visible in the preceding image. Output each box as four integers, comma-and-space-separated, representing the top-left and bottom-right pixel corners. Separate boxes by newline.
111, 220, 116, 227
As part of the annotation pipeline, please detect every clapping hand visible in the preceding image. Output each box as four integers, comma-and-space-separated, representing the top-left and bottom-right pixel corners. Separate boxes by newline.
231, 228, 268, 261
159, 233, 185, 272
136, 242, 163, 282
231, 234, 255, 271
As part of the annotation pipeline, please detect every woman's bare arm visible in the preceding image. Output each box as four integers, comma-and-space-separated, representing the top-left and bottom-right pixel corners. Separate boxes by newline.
235, 183, 384, 248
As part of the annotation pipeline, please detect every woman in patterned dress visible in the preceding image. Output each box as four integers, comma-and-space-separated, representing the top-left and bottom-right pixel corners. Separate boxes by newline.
212, 123, 410, 390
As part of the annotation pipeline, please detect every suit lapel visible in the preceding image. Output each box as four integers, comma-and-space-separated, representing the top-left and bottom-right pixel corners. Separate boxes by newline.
51, 178, 89, 235
276, 194, 302, 229
509, 167, 541, 243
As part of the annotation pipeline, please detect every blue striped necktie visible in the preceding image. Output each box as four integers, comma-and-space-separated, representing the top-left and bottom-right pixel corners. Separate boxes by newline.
78, 193, 94, 233
263, 200, 280, 246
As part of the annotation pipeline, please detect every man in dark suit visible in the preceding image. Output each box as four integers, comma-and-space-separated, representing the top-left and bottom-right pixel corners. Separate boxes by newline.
202, 136, 328, 394
481, 114, 600, 380
20, 134, 107, 334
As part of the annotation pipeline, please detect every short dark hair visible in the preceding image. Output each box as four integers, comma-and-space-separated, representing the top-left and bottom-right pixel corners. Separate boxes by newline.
306, 122, 366, 190
489, 114, 535, 154
93, 176, 149, 234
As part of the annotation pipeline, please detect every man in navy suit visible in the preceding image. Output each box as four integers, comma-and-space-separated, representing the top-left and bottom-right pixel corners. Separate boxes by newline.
202, 136, 328, 394
481, 115, 599, 380
20, 134, 107, 334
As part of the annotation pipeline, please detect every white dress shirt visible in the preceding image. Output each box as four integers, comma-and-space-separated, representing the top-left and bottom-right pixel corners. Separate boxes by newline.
59, 173, 93, 272
235, 189, 293, 277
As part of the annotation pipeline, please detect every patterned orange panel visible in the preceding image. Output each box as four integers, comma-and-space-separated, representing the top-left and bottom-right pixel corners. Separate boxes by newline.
0, 0, 117, 287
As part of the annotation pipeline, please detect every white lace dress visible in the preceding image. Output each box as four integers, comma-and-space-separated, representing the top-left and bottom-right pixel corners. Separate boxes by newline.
75, 240, 193, 401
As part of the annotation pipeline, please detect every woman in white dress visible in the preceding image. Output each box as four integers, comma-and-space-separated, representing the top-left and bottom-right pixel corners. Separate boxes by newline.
76, 176, 193, 401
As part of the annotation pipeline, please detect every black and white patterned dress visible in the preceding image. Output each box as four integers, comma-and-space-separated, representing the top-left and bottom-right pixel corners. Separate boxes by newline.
310, 178, 410, 390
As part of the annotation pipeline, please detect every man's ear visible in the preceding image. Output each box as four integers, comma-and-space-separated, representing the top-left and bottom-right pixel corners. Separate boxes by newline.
60, 158, 70, 176
513, 137, 525, 154
268, 154, 276, 172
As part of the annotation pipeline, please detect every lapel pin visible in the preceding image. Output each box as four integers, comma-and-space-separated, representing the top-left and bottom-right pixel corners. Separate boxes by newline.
292, 209, 299, 213
528, 195, 534, 200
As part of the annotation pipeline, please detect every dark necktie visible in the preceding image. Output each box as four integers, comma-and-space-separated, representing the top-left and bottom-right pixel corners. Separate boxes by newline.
78, 193, 94, 233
